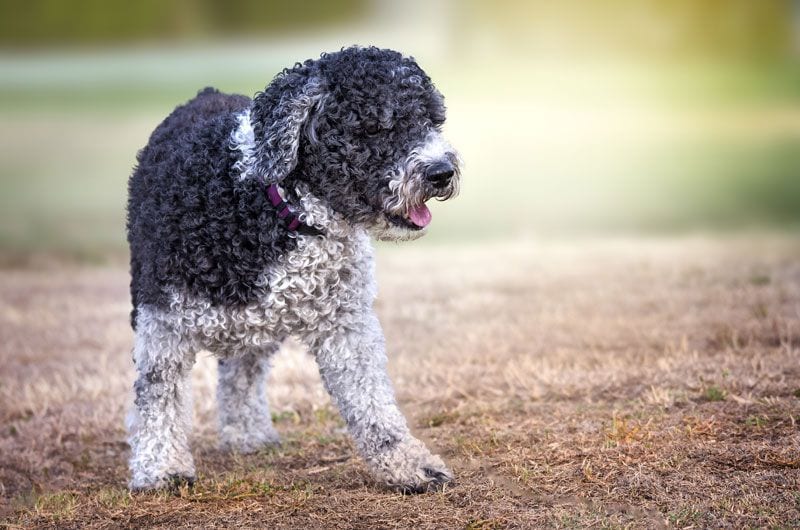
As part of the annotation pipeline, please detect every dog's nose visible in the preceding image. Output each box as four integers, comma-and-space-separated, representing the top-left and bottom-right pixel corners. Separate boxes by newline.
425, 161, 455, 188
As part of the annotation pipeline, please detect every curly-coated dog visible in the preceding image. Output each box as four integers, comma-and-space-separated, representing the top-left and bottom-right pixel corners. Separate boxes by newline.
126, 46, 461, 493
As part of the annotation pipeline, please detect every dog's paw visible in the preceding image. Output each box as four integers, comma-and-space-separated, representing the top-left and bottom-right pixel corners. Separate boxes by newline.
219, 424, 281, 454
369, 438, 453, 494
166, 474, 196, 493
130, 472, 196, 493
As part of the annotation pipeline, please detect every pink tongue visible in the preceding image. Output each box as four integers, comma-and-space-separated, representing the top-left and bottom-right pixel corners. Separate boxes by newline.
408, 203, 432, 228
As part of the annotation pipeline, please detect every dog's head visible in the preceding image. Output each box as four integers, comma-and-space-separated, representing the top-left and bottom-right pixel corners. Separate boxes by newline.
251, 46, 460, 241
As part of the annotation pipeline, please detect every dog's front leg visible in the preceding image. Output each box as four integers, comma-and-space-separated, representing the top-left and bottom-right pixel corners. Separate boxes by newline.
311, 310, 452, 493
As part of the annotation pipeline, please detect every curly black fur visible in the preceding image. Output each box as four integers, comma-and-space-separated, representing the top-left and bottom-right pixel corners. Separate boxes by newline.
127, 47, 448, 328
275, 47, 447, 222
127, 88, 294, 327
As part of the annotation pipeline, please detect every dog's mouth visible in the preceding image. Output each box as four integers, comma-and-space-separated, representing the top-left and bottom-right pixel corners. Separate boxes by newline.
385, 202, 432, 231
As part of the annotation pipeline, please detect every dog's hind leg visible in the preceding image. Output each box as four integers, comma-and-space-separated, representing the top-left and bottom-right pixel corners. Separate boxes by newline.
217, 344, 281, 453
127, 308, 197, 491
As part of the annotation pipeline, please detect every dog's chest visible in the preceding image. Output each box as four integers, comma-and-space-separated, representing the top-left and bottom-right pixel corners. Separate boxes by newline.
263, 231, 376, 332
190, 230, 376, 353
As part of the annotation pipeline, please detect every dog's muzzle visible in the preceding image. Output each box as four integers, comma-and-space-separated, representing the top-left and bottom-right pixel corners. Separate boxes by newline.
379, 131, 461, 236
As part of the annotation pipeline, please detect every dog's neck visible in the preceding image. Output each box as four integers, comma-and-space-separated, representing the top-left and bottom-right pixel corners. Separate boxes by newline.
231, 108, 355, 241
290, 183, 355, 240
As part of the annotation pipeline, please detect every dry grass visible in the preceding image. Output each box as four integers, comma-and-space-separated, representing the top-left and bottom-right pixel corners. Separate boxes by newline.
1, 235, 799, 528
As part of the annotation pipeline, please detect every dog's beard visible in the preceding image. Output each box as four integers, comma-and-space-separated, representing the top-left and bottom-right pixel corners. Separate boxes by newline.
369, 130, 460, 241
371, 171, 459, 242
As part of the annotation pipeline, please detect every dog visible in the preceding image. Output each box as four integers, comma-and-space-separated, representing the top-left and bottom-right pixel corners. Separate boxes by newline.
126, 46, 461, 494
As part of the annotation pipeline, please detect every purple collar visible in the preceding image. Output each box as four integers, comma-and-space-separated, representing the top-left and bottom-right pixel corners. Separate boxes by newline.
265, 184, 323, 237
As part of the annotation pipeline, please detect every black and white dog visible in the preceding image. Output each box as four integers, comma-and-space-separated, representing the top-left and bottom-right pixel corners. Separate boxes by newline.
126, 46, 461, 493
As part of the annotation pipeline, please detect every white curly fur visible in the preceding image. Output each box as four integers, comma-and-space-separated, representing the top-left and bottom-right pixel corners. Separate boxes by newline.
127, 111, 452, 492
127, 308, 197, 491
230, 109, 257, 181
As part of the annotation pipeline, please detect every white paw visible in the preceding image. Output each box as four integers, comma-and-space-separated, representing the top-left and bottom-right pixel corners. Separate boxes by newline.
129, 466, 196, 492
369, 438, 453, 493
128, 424, 196, 492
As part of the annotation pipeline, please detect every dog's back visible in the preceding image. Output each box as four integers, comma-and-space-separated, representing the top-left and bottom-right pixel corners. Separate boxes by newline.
126, 88, 290, 328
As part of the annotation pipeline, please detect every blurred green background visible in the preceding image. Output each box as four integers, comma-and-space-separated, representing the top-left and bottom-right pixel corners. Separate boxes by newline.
0, 0, 799, 255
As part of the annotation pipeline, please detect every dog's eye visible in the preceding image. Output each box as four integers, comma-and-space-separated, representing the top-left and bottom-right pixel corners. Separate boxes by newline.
363, 121, 380, 135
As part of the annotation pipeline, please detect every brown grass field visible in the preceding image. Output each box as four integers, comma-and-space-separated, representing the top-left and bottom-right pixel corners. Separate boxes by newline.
1, 236, 799, 528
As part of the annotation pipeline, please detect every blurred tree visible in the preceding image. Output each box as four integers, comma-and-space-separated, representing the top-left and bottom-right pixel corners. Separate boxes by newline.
465, 0, 794, 60
0, 0, 367, 48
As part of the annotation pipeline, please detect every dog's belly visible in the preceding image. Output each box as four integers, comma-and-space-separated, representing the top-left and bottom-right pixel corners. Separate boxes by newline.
177, 231, 376, 356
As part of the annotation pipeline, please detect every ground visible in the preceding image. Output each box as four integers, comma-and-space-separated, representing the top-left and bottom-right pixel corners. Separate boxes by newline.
1, 236, 799, 528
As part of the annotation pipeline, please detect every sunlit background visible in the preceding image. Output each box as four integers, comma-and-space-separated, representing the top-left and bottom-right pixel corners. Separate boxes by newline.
1, 0, 799, 256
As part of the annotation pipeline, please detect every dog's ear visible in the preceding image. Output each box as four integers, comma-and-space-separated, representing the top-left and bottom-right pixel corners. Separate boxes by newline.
251, 69, 325, 184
